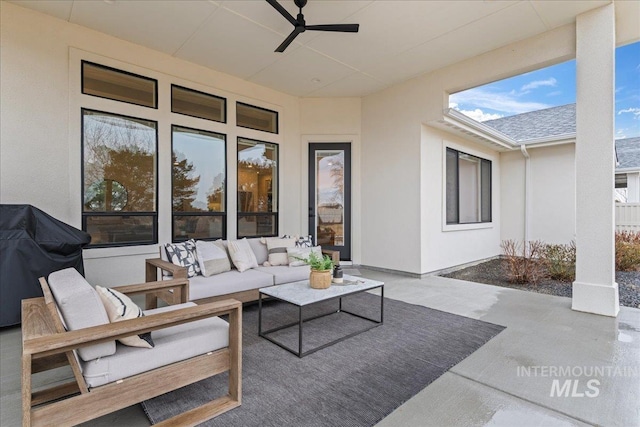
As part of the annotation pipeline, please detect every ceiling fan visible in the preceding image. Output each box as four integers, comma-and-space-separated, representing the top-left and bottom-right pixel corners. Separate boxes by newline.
266, 0, 360, 53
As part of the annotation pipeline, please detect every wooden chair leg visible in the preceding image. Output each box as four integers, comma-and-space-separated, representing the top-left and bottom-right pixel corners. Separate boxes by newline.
22, 354, 31, 427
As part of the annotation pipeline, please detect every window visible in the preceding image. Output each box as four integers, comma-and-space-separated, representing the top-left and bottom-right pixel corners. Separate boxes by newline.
172, 126, 227, 241
237, 138, 278, 237
236, 102, 278, 134
82, 109, 158, 246
446, 148, 491, 224
82, 61, 157, 108
171, 85, 226, 123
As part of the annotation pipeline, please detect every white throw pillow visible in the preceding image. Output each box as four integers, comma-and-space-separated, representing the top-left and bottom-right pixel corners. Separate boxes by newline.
196, 240, 231, 277
287, 246, 323, 267
96, 286, 154, 349
265, 238, 296, 266
227, 238, 259, 272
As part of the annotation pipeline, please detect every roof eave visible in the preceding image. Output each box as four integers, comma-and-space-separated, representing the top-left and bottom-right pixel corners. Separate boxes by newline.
519, 133, 576, 148
427, 109, 518, 152
430, 109, 578, 152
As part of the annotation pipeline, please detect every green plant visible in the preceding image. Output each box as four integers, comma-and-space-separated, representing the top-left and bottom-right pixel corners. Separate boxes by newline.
616, 231, 640, 271
542, 242, 576, 282
296, 251, 334, 271
501, 239, 546, 284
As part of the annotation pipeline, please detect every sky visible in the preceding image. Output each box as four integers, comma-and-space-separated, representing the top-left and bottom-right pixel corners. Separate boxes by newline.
449, 41, 640, 139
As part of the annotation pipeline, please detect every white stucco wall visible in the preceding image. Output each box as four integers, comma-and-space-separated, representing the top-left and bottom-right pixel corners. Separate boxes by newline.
500, 150, 526, 243
0, 3, 366, 286
500, 144, 576, 246
299, 98, 362, 264
422, 129, 501, 273
361, 24, 577, 274
0, 3, 305, 286
529, 144, 576, 243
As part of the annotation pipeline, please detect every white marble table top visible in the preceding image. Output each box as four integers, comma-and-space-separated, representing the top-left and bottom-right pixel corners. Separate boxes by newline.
259, 274, 384, 306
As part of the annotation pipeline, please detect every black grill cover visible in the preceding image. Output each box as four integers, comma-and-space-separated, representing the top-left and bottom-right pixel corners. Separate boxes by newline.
0, 205, 91, 327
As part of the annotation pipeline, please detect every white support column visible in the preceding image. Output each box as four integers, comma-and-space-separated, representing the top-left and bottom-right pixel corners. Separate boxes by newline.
572, 4, 619, 317
627, 172, 640, 203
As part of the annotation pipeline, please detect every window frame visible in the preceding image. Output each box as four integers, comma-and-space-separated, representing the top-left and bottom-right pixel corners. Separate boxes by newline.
171, 84, 227, 124
236, 102, 279, 134
81, 60, 158, 109
171, 124, 228, 243
81, 108, 159, 248
236, 137, 279, 238
443, 145, 493, 232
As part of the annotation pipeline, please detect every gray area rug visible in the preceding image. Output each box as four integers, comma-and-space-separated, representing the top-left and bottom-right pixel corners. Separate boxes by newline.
142, 293, 504, 426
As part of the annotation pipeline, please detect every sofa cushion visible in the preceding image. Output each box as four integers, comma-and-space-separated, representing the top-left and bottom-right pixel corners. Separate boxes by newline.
247, 238, 268, 265
256, 265, 311, 285
80, 302, 229, 388
165, 240, 201, 278
47, 268, 116, 362
195, 240, 231, 277
228, 238, 259, 272
188, 269, 274, 300
265, 238, 296, 266
96, 286, 154, 349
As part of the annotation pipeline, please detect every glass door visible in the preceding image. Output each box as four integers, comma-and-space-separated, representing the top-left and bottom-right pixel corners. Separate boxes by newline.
308, 143, 351, 260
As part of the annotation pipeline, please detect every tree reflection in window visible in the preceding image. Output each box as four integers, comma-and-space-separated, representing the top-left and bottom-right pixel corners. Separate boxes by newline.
83, 110, 156, 213
82, 109, 157, 246
84, 179, 127, 211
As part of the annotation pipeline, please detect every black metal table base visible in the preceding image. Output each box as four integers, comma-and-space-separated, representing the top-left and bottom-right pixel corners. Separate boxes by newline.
258, 285, 384, 358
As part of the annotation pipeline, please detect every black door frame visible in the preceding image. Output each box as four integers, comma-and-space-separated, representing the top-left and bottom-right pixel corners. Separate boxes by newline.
308, 143, 351, 261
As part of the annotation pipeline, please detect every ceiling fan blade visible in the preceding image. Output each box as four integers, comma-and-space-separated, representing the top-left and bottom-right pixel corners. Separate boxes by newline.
305, 24, 359, 33
275, 27, 303, 52
265, 0, 297, 26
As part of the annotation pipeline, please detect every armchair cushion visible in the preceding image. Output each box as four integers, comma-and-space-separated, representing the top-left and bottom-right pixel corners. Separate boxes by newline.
47, 268, 116, 362
96, 286, 154, 349
80, 302, 229, 388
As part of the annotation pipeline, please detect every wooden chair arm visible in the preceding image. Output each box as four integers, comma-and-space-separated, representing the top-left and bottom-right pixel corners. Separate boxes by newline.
322, 249, 340, 266
111, 278, 189, 298
145, 258, 188, 280
23, 299, 242, 358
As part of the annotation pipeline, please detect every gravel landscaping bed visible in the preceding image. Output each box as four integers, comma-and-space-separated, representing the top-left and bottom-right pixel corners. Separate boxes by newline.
441, 258, 640, 309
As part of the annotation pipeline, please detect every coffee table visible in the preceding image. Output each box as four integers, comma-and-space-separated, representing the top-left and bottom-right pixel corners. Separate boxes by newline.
258, 274, 384, 357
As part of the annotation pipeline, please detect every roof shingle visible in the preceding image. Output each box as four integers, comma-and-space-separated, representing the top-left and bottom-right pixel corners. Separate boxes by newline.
482, 104, 576, 142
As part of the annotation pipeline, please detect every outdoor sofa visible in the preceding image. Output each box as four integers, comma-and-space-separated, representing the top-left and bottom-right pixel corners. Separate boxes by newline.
145, 237, 339, 309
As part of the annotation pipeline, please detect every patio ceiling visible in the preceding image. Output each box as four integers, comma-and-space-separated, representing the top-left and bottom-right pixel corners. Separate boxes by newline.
9, 0, 634, 97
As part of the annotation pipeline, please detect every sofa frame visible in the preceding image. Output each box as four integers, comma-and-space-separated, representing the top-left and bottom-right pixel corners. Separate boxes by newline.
22, 276, 242, 426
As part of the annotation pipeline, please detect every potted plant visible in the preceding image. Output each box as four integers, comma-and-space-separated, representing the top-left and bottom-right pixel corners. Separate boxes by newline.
298, 251, 334, 289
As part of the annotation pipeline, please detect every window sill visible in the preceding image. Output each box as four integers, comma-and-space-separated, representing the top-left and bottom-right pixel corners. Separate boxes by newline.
442, 222, 494, 232
83, 244, 159, 259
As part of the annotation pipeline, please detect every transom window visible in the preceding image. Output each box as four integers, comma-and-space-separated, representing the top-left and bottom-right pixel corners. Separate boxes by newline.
82, 61, 157, 108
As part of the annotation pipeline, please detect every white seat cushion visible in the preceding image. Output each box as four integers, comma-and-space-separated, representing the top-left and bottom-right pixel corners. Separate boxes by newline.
256, 265, 311, 285
188, 269, 274, 300
80, 302, 229, 388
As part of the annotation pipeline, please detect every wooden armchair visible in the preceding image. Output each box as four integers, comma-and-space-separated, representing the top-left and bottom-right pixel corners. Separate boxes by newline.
22, 268, 241, 426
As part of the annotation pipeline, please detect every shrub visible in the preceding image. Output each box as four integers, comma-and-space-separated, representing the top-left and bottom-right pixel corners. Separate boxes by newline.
616, 231, 640, 271
541, 242, 576, 282
501, 240, 546, 284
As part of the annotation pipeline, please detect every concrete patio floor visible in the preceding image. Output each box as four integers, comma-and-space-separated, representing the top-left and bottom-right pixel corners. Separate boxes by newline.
1, 269, 638, 426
